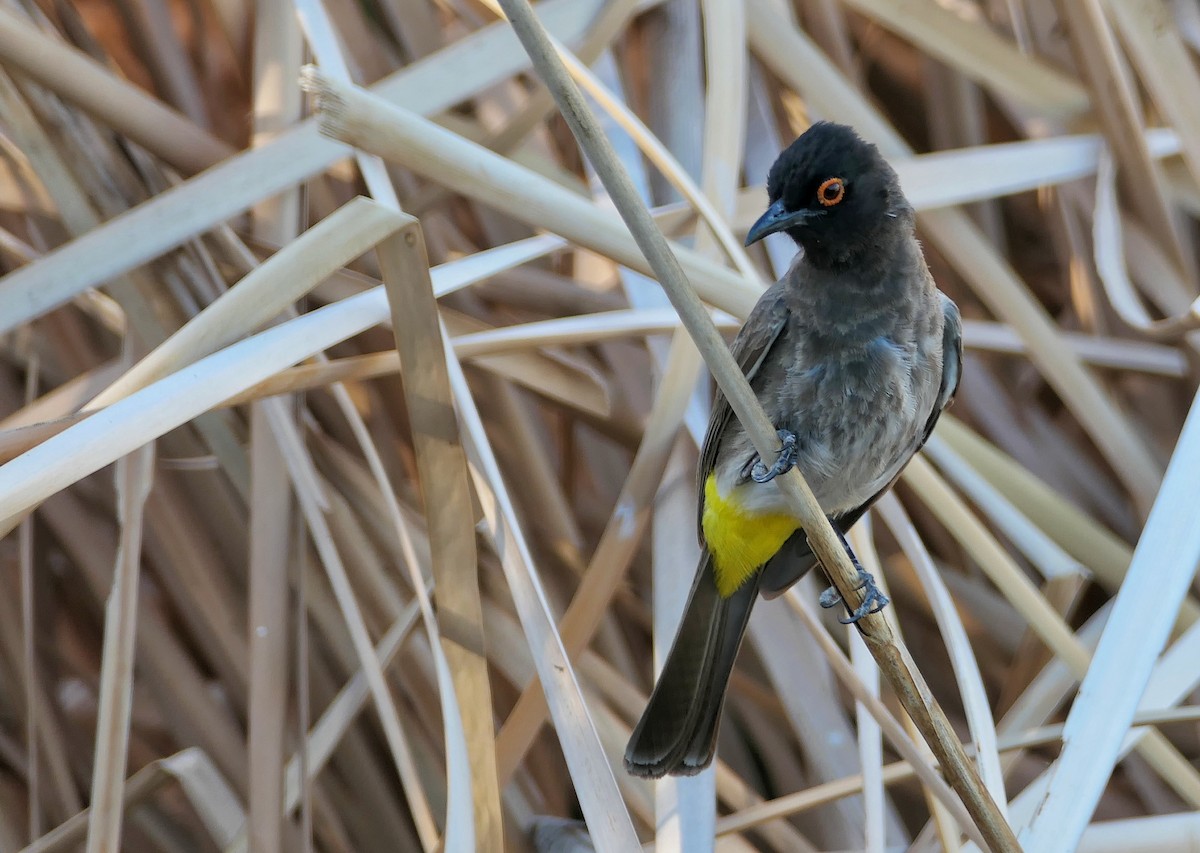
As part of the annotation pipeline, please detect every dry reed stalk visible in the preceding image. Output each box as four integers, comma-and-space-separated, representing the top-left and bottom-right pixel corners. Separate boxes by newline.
474, 0, 761, 284
245, 8, 303, 848
0, 9, 232, 173
838, 0, 1090, 118
1052, 0, 1194, 281
301, 74, 757, 316
1018, 393, 1200, 849
1093, 153, 1200, 338
903, 453, 1200, 807
492, 335, 701, 781
1104, 0, 1200, 191
83, 443, 154, 852
25, 749, 245, 853
4, 0, 1200, 850
0, 210, 443, 843
847, 527, 889, 853
778, 588, 986, 845
378, 227, 501, 851
16, 353, 41, 845
935, 417, 1154, 605
447, 352, 643, 850
299, 76, 642, 844
876, 494, 1006, 812
0, 0, 606, 334
270, 394, 444, 849
491, 3, 1017, 851
713, 704, 1200, 836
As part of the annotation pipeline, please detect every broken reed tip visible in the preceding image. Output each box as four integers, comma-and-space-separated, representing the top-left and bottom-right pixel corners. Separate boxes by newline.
298, 66, 349, 139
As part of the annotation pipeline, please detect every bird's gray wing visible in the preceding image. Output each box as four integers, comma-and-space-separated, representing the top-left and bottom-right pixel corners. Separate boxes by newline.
919, 292, 962, 445
758, 292, 963, 599
695, 282, 791, 543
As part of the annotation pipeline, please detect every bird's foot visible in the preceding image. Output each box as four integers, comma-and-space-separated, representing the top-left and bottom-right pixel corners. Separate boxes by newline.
749, 429, 799, 483
819, 569, 890, 624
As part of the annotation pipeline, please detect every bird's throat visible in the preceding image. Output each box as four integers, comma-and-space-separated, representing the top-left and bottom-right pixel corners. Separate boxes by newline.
702, 473, 799, 598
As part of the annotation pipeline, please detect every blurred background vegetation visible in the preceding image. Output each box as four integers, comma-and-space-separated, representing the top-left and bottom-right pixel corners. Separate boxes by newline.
1, 0, 1199, 850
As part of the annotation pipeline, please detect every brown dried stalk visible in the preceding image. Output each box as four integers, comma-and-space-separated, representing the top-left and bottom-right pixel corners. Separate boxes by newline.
490, 0, 1019, 849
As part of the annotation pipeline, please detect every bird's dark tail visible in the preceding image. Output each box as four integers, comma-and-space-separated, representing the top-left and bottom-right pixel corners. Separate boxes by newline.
624, 552, 761, 778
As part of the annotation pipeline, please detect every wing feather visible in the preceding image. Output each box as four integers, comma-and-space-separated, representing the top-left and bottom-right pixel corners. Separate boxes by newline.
695, 284, 791, 541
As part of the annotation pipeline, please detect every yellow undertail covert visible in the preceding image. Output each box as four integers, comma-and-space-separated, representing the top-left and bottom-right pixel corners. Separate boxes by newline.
702, 472, 799, 598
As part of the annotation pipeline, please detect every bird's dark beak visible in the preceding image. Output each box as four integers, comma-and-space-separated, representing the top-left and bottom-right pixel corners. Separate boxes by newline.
744, 199, 817, 246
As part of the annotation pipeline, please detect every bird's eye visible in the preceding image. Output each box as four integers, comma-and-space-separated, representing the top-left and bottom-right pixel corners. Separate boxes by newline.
817, 177, 845, 207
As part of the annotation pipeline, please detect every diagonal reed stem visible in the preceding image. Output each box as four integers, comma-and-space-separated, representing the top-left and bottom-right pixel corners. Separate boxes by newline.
490, 0, 1019, 849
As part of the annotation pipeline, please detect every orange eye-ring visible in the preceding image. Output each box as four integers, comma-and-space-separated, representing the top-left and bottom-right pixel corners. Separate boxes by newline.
817, 177, 845, 207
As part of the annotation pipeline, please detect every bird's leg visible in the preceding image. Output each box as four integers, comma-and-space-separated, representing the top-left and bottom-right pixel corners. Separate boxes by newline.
748, 429, 799, 483
816, 527, 889, 624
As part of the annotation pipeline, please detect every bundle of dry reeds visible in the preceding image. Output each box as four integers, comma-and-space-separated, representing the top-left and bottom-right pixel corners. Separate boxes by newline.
2, 0, 1200, 850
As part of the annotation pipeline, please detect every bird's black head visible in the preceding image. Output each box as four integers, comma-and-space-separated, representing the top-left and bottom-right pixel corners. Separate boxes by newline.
745, 122, 910, 268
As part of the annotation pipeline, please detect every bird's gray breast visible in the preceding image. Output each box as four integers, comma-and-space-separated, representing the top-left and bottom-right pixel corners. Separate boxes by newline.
777, 332, 932, 515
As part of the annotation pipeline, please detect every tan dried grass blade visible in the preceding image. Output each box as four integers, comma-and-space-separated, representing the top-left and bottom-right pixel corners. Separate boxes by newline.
780, 588, 985, 846
378, 226, 500, 850
1019, 392, 1200, 849
446, 350, 642, 849
6, 0, 1200, 847
0, 8, 232, 173
25, 749, 245, 853
492, 335, 702, 781
490, 1, 1016, 847
0, 0, 605, 335
903, 454, 1200, 809
1104, 0, 1200, 190
1092, 151, 1200, 338
83, 443, 155, 853
299, 69, 760, 317
836, 0, 1089, 118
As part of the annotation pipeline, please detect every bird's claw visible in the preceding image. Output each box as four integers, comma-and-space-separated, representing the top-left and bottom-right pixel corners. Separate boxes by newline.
750, 429, 799, 483
819, 569, 890, 624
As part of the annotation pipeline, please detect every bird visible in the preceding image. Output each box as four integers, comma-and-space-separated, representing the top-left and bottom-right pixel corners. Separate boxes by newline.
624, 121, 962, 779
